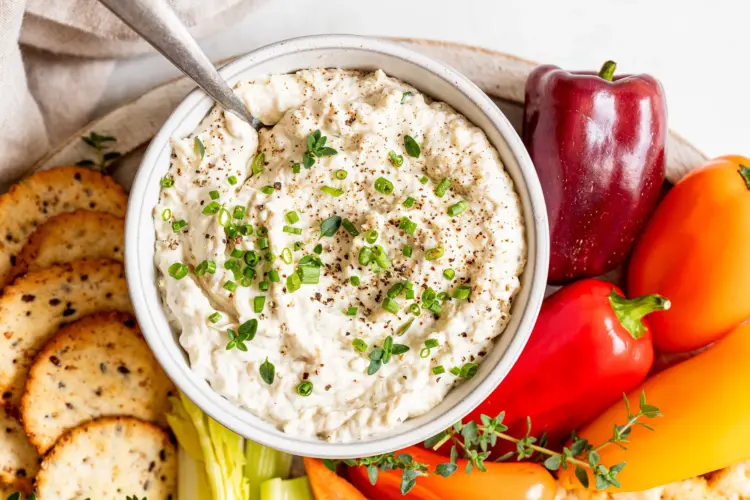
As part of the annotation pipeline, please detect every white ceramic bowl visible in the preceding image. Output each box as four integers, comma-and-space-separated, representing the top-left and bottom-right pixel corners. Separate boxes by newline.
126, 34, 549, 459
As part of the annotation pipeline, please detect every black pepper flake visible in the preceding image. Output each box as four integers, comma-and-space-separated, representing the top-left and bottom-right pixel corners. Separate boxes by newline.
21, 294, 35, 303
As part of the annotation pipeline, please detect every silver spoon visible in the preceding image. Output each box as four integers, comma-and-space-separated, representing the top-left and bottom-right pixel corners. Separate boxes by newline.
99, 0, 260, 128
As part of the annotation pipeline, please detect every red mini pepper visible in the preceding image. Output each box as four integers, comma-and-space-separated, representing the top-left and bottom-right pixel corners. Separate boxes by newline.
523, 61, 667, 284
461, 279, 669, 448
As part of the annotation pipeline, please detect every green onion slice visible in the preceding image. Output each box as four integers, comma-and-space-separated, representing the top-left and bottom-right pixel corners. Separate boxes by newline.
296, 381, 313, 397
321, 186, 344, 197
447, 200, 469, 217
281, 248, 293, 264
374, 177, 394, 195
435, 177, 452, 198
286, 211, 300, 224
365, 230, 378, 244
425, 247, 444, 261
168, 263, 188, 280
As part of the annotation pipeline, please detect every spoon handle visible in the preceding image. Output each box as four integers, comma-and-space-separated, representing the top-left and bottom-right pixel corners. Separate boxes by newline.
99, 0, 258, 127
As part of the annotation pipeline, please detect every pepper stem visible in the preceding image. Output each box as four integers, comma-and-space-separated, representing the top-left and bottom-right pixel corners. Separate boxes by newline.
608, 289, 670, 340
739, 165, 750, 190
598, 60, 617, 81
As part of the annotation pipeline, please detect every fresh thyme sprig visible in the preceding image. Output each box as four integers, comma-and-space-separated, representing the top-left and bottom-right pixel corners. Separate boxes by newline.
302, 129, 337, 169
6, 493, 36, 500
338, 391, 660, 495
76, 132, 121, 173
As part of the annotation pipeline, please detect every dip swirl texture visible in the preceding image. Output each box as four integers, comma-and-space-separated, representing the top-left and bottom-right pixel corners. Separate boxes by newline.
154, 69, 526, 441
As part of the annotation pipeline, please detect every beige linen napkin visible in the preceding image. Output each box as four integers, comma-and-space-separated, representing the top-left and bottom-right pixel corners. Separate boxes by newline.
0, 0, 266, 186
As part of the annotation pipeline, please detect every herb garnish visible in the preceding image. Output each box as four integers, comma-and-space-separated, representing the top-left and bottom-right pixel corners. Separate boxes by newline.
388, 150, 404, 167
8, 491, 37, 500
226, 319, 257, 351
367, 335, 410, 375
77, 132, 121, 173
404, 135, 421, 158
400, 91, 413, 104
303, 130, 337, 168
259, 357, 275, 384
297, 381, 313, 396
320, 215, 342, 237
194, 137, 205, 160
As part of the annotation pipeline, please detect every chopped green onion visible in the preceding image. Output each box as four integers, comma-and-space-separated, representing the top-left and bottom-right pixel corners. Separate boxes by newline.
268, 270, 280, 283
243, 267, 256, 280
194, 137, 205, 159
396, 318, 414, 336
350, 276, 360, 286
387, 282, 405, 298
209, 190, 220, 200
404, 281, 413, 290
161, 209, 172, 221
447, 200, 469, 217
425, 339, 439, 349
286, 211, 299, 224
258, 237, 269, 250
283, 225, 302, 235
239, 224, 253, 236
224, 223, 238, 239
218, 207, 231, 227
382, 297, 400, 314
244, 251, 259, 267
420, 347, 430, 358
453, 285, 472, 300
259, 280, 269, 291
425, 247, 444, 261
224, 259, 241, 271
293, 241, 304, 251
297, 265, 320, 284
296, 381, 313, 397
230, 248, 245, 259
239, 276, 252, 287
286, 272, 301, 292
372, 245, 391, 269
342, 218, 360, 236
409, 303, 421, 316
160, 177, 174, 188
261, 185, 275, 195
233, 205, 246, 219
398, 217, 417, 236
223, 280, 237, 292
321, 186, 344, 197
450, 367, 461, 376
250, 152, 265, 175
346, 306, 358, 316
437, 292, 450, 302
358, 247, 373, 266
254, 296, 266, 314
435, 177, 452, 198
419, 175, 428, 185
195, 260, 216, 276
292, 163, 301, 174
313, 244, 323, 254
208, 312, 222, 324
374, 177, 394, 195
403, 245, 413, 258
172, 220, 187, 232
427, 301, 443, 315
402, 197, 416, 209
263, 251, 275, 262
422, 287, 437, 305
352, 339, 368, 353
257, 226, 269, 237
365, 230, 378, 244
335, 169, 348, 180
432, 365, 445, 375
459, 363, 479, 379
202, 202, 221, 215
405, 288, 415, 300
281, 248, 292, 264
400, 91, 413, 104
168, 262, 188, 279
228, 176, 238, 186
443, 269, 456, 280
388, 151, 404, 167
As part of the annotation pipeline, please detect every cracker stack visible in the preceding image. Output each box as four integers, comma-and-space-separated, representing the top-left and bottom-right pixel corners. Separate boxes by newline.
0, 167, 177, 500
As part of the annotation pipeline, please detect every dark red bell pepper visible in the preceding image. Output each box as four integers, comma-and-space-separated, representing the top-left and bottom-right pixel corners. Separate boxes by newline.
523, 61, 667, 284
461, 279, 669, 449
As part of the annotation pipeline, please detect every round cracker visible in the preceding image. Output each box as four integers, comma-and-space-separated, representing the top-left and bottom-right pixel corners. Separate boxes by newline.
11, 211, 124, 281
21, 311, 175, 454
0, 406, 40, 494
0, 166, 127, 286
0, 259, 131, 406
36, 416, 177, 500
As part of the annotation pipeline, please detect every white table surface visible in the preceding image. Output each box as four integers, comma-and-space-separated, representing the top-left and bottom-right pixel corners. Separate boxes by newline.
103, 0, 749, 157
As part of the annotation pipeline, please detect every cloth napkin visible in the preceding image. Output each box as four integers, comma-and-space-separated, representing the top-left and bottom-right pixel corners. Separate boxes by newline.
0, 0, 265, 185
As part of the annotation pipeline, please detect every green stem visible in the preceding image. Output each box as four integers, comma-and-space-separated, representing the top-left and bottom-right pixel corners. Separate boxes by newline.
609, 290, 671, 339
592, 412, 641, 452
491, 431, 591, 469
598, 60, 617, 81
739, 165, 750, 190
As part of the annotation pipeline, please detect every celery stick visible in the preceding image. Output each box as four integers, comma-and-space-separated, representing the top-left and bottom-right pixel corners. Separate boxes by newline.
259, 477, 314, 500
245, 440, 293, 500
178, 447, 210, 500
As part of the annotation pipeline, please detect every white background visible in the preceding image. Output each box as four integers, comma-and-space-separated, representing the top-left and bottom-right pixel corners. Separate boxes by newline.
104, 0, 749, 157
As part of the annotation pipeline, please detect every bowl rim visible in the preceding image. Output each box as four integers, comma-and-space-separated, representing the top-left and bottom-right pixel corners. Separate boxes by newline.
126, 33, 549, 458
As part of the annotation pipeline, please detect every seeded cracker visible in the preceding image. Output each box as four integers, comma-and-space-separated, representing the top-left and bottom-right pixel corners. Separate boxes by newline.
0, 405, 39, 494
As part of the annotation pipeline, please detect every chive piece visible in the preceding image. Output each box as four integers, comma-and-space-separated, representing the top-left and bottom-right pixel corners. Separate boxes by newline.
435, 177, 452, 197
168, 263, 188, 279
437, 292, 450, 302
447, 200, 469, 217
398, 217, 417, 236
346, 306, 358, 316
228, 176, 238, 186
387, 282, 405, 298
280, 248, 293, 264
404, 281, 413, 290
382, 297, 400, 314
409, 304, 421, 316
422, 287, 437, 305
233, 206, 246, 219
260, 185, 274, 195
342, 218, 360, 236
239, 224, 253, 236
420, 347, 430, 358
283, 225, 303, 235
286, 211, 300, 224
259, 357, 275, 385
293, 241, 303, 251
172, 220, 187, 232
358, 246, 373, 266
400, 91, 413, 104
160, 177, 174, 188
402, 197, 416, 209
161, 209, 172, 221
432, 365, 445, 375
297, 381, 313, 397
268, 270, 280, 283
223, 280, 237, 292
352, 339, 368, 353
321, 186, 344, 197
224, 223, 238, 239
243, 267, 256, 280
239, 276, 252, 287
450, 367, 461, 376
427, 301, 443, 316
403, 245, 413, 257
371, 245, 391, 269
259, 280, 269, 291
250, 152, 265, 175
419, 175, 428, 185
365, 230, 378, 244
223, 259, 240, 271
459, 362, 479, 379
396, 318, 414, 336
286, 272, 301, 292
258, 237, 269, 250
202, 202, 220, 215
453, 285, 472, 300
404, 135, 421, 158
297, 265, 320, 284
244, 250, 259, 267
257, 226, 269, 237
350, 276, 360, 286
195, 260, 216, 276
425, 247, 444, 261
230, 248, 244, 259
388, 150, 404, 167
425, 339, 439, 349
218, 207, 231, 227
194, 137, 205, 159
313, 244, 323, 255
209, 190, 220, 200
253, 296, 266, 314
443, 269, 456, 280
335, 169, 348, 180
374, 177, 394, 195
263, 251, 275, 262
405, 289, 415, 300
208, 312, 222, 324
292, 163, 301, 174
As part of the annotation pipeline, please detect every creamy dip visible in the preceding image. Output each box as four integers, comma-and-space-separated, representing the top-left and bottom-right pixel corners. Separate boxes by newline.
154, 69, 526, 441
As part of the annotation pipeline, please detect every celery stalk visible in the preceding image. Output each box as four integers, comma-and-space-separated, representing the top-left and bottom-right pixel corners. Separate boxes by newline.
245, 440, 293, 500
259, 477, 314, 500
178, 447, 210, 500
